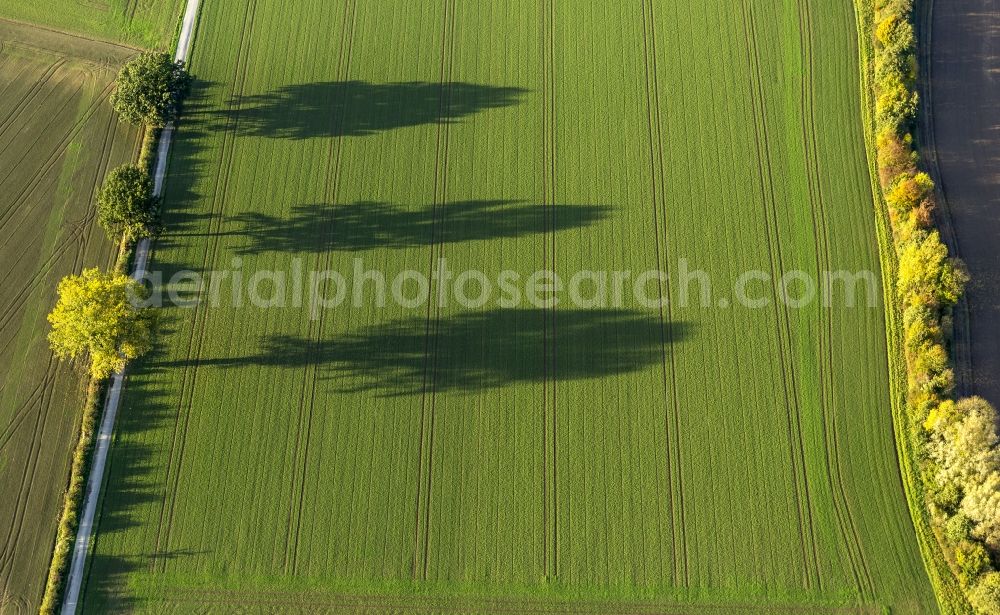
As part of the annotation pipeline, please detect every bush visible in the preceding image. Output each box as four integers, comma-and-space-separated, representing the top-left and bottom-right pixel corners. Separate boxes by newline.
973, 572, 1000, 614
876, 128, 917, 186
897, 230, 967, 308
956, 540, 992, 586
876, 76, 919, 132
903, 303, 942, 351
111, 51, 190, 127
930, 478, 962, 514
947, 514, 974, 543
96, 164, 159, 242
885, 172, 934, 216
891, 211, 926, 247
935, 398, 1000, 482
927, 397, 1000, 559
876, 13, 916, 54
964, 472, 1000, 552
910, 342, 954, 398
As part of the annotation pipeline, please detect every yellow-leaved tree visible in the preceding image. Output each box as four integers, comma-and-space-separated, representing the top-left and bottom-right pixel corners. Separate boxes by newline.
47, 268, 155, 380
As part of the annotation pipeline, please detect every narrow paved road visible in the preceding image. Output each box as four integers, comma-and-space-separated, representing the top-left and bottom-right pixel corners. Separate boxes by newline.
59, 1, 202, 613
920, 0, 1000, 406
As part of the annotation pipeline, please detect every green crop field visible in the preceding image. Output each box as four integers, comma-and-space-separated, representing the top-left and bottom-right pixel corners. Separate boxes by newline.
0, 20, 140, 613
0, 0, 183, 49
80, 0, 937, 612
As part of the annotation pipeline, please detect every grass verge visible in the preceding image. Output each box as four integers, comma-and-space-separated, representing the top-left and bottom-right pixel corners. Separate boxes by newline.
38, 380, 103, 615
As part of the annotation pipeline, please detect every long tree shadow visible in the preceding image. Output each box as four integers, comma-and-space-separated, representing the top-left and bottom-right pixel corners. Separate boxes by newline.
218, 81, 528, 139
157, 78, 216, 239
200, 200, 607, 254
79, 316, 200, 611
162, 310, 690, 396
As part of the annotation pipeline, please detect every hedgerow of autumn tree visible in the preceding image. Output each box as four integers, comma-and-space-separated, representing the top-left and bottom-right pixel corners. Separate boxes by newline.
874, 0, 1000, 611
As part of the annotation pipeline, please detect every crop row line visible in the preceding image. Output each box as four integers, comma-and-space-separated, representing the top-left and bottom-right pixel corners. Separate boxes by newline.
740, 0, 822, 591
0, 57, 66, 143
794, 0, 876, 601
0, 70, 85, 192
0, 380, 47, 454
640, 0, 688, 586
154, 584, 881, 615
0, 206, 94, 339
412, 0, 459, 581
0, 357, 58, 584
0, 72, 118, 458
0, 75, 120, 591
0, 98, 111, 297
539, 0, 560, 580
284, 0, 360, 576
0, 78, 110, 229
150, 0, 262, 568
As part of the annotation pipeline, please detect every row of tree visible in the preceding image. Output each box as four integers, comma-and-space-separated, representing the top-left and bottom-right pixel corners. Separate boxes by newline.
40, 52, 189, 614
48, 52, 188, 380
873, 1, 1000, 612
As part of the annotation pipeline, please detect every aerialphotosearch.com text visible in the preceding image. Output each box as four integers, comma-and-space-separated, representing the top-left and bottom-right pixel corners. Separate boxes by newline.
136, 257, 881, 318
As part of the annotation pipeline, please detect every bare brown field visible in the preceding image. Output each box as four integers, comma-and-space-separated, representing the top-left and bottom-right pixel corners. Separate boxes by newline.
0, 21, 140, 613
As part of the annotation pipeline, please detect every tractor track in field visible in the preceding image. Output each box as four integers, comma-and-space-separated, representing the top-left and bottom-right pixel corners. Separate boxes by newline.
85, 101, 125, 270
0, 98, 115, 456
0, 177, 102, 326
0, 103, 105, 317
0, 365, 56, 461
0, 69, 83, 177
7, 95, 117, 600
150, 0, 260, 568
125, 0, 139, 22
0, 101, 113, 449
284, 0, 359, 576
0, 45, 27, 88
425, 0, 459, 579
0, 380, 49, 454
0, 213, 92, 336
0, 41, 10, 67
0, 57, 67, 140
0, 357, 58, 581
0, 20, 144, 57
0, 106, 107, 270
0, 594, 27, 615
741, 0, 822, 591
0, 56, 66, 135
640, 0, 687, 587
794, 0, 875, 601
412, 0, 457, 582
0, 79, 112, 229
539, 0, 559, 581
539, 0, 549, 582
546, 0, 558, 581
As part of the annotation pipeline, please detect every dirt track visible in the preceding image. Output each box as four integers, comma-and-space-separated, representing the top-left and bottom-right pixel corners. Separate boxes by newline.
920, 0, 1000, 406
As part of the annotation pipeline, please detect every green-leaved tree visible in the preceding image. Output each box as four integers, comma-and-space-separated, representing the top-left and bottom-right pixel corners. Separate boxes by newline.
48, 268, 155, 380
111, 51, 190, 127
97, 164, 159, 241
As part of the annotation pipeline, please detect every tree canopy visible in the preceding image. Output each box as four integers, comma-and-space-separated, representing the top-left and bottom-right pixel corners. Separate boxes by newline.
111, 51, 190, 127
96, 164, 159, 241
48, 268, 155, 380
973, 571, 1000, 615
